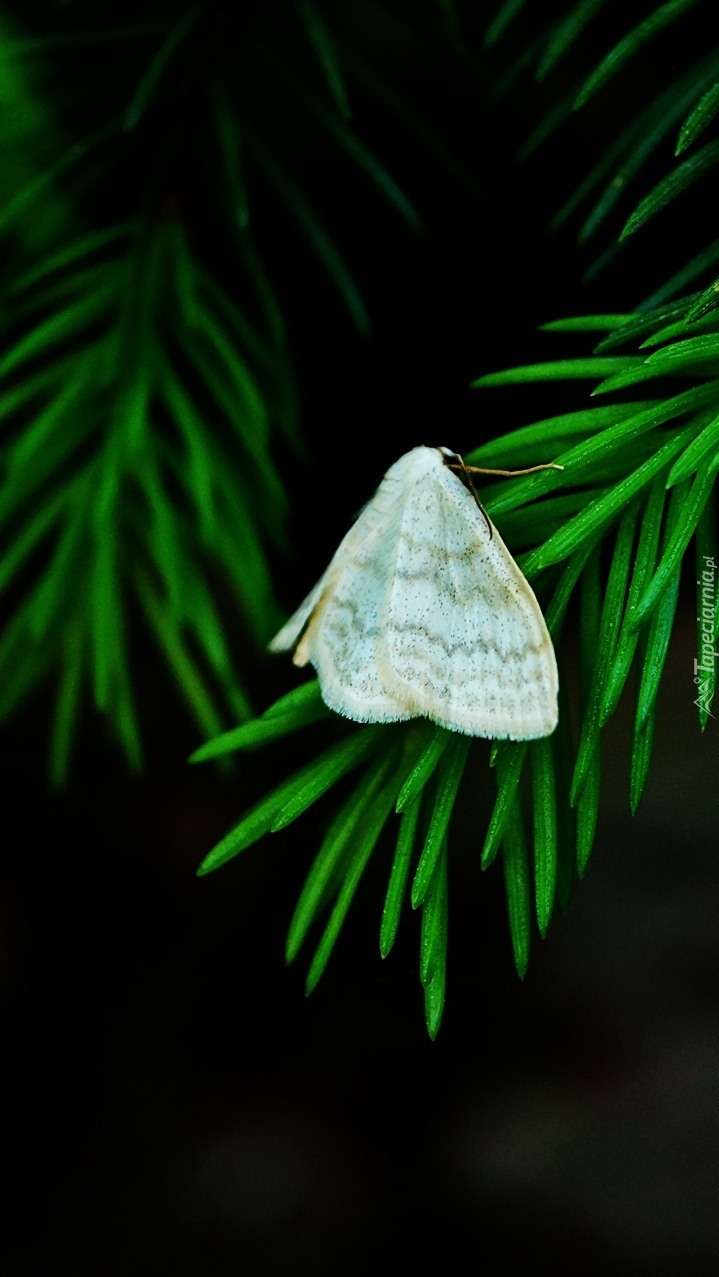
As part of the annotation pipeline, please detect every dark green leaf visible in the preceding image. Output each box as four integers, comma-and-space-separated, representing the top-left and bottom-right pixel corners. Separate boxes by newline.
530, 737, 557, 936
245, 126, 369, 332
595, 298, 698, 351
190, 683, 327, 760
575, 547, 601, 874
209, 77, 250, 231
553, 681, 576, 913
591, 362, 705, 395
0, 486, 69, 598
419, 837, 448, 988
482, 385, 717, 529
635, 569, 682, 733
522, 425, 694, 573
468, 402, 657, 468
0, 287, 112, 383
268, 40, 420, 230
684, 279, 719, 323
295, 0, 351, 119
6, 224, 131, 296
305, 769, 400, 993
286, 749, 396, 963
91, 524, 123, 712
643, 333, 719, 367
495, 491, 592, 548
544, 532, 604, 637
576, 755, 601, 876
577, 56, 719, 244
539, 314, 634, 333
502, 800, 530, 978
632, 483, 687, 733
396, 726, 449, 812
630, 716, 655, 813
640, 239, 719, 311
124, 5, 201, 129
536, 0, 608, 80
135, 569, 227, 745
112, 658, 143, 774
484, 0, 530, 47
272, 727, 386, 830
482, 741, 527, 868
630, 462, 719, 630
472, 357, 644, 387
380, 796, 421, 958
574, 0, 703, 110
639, 312, 719, 348
571, 507, 637, 802
0, 604, 51, 726
601, 476, 667, 722
0, 126, 112, 238
197, 730, 377, 876
621, 139, 719, 239
26, 498, 88, 640
666, 409, 719, 486
411, 734, 471, 907
676, 77, 719, 154
517, 94, 575, 162
423, 963, 447, 1041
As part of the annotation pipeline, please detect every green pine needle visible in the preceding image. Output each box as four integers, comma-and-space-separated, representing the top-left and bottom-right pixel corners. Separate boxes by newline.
666, 410, 719, 486
484, 0, 530, 48
190, 682, 328, 759
502, 801, 531, 978
482, 742, 528, 869
630, 462, 719, 630
305, 767, 401, 994
576, 758, 601, 876
676, 77, 719, 153
473, 357, 644, 386
295, 0, 351, 120
571, 506, 638, 804
630, 715, 656, 814
380, 797, 422, 958
271, 728, 386, 831
601, 475, 667, 722
530, 738, 557, 937
574, 0, 703, 111
286, 747, 402, 969
420, 840, 450, 1038
395, 726, 450, 812
410, 734, 471, 908
621, 138, 719, 239
536, 0, 608, 81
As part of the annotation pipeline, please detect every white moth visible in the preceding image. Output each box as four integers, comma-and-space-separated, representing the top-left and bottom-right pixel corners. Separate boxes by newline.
270, 446, 558, 740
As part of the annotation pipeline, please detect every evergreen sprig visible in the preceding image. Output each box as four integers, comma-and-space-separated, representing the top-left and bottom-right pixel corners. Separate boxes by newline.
1, 2, 478, 773
489, 0, 719, 299
194, 304, 719, 1036
0, 217, 291, 778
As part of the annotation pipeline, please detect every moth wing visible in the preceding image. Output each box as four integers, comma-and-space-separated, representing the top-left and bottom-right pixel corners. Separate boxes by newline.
379, 466, 558, 739
269, 464, 415, 722
268, 569, 332, 655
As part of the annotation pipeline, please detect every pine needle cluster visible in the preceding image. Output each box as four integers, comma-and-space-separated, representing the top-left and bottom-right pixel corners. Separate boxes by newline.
4, 1, 718, 1034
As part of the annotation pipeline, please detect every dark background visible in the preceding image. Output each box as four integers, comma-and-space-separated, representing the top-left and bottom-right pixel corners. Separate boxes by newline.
2, 6, 719, 1273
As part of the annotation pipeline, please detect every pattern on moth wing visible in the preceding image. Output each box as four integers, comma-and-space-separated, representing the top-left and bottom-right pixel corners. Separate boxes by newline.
269, 445, 559, 740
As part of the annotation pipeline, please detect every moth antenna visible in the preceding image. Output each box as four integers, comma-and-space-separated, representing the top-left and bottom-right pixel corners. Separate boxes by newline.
444, 451, 493, 539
